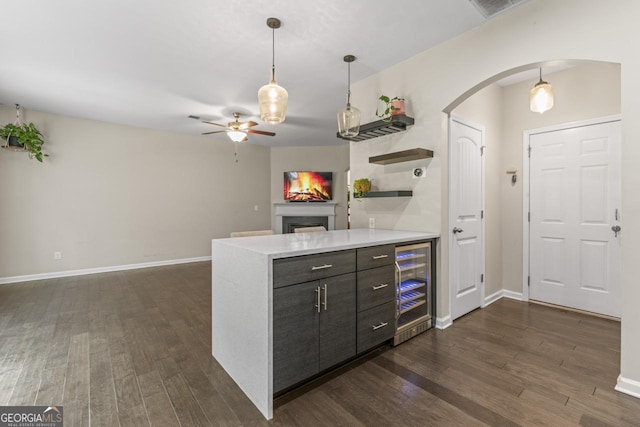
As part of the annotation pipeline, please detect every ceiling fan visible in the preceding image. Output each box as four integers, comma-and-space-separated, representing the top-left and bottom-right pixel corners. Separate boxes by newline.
201, 112, 275, 142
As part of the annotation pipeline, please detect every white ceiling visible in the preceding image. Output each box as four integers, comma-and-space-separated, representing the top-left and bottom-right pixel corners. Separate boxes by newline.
0, 0, 529, 147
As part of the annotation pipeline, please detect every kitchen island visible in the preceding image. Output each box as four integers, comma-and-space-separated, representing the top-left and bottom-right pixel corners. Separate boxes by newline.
211, 228, 438, 419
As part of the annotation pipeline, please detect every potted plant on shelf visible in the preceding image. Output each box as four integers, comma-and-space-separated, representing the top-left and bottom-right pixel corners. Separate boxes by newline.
0, 121, 48, 162
353, 178, 371, 197
375, 95, 406, 122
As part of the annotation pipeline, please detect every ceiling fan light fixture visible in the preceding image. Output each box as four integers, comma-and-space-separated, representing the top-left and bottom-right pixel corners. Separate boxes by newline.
258, 17, 288, 124
337, 55, 360, 138
227, 130, 247, 142
530, 68, 554, 114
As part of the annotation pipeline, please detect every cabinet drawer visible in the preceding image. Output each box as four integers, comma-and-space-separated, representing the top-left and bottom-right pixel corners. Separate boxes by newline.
357, 265, 395, 311
357, 244, 395, 271
273, 249, 356, 288
357, 301, 395, 353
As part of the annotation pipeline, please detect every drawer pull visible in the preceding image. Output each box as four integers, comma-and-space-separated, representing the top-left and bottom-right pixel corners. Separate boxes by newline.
372, 322, 388, 331
311, 264, 333, 271
371, 254, 388, 260
372, 283, 388, 291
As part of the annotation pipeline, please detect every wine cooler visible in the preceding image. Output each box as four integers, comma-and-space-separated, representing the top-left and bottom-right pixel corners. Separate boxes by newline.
394, 241, 434, 345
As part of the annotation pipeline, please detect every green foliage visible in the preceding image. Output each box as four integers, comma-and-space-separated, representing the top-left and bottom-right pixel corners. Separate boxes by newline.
375, 95, 404, 122
353, 178, 371, 196
0, 122, 48, 162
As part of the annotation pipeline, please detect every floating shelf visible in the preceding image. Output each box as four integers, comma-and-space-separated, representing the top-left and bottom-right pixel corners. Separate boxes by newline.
369, 148, 433, 165
354, 190, 413, 198
336, 115, 414, 142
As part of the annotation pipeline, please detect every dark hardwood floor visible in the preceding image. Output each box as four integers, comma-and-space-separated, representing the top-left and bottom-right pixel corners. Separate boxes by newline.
0, 261, 638, 426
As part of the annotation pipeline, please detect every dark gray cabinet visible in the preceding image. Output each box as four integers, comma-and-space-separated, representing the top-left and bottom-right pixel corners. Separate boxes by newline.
273, 251, 356, 393
355, 245, 396, 353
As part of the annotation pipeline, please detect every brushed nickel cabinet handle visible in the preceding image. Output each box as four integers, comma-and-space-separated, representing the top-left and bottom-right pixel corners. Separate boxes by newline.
311, 264, 333, 271
371, 255, 388, 260
372, 322, 388, 331
315, 286, 321, 313
372, 283, 388, 291
323, 284, 328, 310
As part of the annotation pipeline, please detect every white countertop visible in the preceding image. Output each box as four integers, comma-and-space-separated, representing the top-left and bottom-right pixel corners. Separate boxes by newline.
212, 228, 439, 259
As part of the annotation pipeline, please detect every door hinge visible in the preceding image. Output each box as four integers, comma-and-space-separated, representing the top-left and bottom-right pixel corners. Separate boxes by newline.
481, 210, 484, 219
480, 274, 484, 283
527, 276, 530, 287
528, 212, 530, 222
481, 146, 486, 155
528, 146, 532, 158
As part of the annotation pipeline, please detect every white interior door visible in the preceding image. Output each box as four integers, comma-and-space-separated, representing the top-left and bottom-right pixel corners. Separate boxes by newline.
449, 116, 484, 321
529, 120, 621, 317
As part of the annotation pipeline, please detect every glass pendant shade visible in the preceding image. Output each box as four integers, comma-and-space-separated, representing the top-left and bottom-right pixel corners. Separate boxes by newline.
337, 104, 361, 137
258, 68, 288, 124
530, 68, 554, 114
227, 130, 247, 142
337, 54, 360, 137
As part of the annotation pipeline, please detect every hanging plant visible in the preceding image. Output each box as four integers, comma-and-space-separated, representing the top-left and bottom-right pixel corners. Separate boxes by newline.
0, 105, 48, 162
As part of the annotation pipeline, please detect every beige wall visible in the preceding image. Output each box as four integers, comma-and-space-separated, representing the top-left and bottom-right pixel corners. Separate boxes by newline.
0, 107, 271, 278
452, 83, 504, 298
349, 0, 640, 387
270, 145, 350, 231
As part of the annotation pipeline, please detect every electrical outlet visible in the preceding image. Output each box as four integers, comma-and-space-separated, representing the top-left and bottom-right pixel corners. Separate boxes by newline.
54, 251, 62, 260
369, 218, 375, 229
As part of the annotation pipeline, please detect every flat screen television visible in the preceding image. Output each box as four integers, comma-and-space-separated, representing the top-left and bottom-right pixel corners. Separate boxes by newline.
284, 171, 333, 202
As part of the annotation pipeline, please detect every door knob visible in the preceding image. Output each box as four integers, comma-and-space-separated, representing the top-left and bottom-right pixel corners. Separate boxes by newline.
452, 227, 463, 234
611, 225, 621, 237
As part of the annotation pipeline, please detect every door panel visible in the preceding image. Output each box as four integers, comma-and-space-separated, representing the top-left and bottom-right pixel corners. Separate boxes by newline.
529, 120, 621, 317
273, 281, 319, 392
319, 273, 356, 371
450, 117, 484, 320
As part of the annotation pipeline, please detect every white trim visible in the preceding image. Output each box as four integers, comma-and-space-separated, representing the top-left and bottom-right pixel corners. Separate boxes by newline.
502, 290, 524, 301
435, 315, 452, 330
615, 375, 640, 399
484, 289, 525, 307
483, 290, 503, 307
522, 115, 622, 301
0, 256, 212, 285
448, 115, 486, 321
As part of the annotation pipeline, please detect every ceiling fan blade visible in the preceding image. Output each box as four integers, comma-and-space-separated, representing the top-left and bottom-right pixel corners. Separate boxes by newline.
202, 120, 227, 128
247, 129, 276, 136
239, 121, 259, 129
202, 130, 227, 135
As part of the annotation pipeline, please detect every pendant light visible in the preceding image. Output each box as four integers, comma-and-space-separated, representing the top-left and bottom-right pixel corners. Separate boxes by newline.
258, 17, 288, 124
530, 68, 554, 114
337, 55, 361, 138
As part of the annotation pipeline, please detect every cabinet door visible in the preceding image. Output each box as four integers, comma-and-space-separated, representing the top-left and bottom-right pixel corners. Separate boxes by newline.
273, 281, 320, 393
319, 273, 356, 371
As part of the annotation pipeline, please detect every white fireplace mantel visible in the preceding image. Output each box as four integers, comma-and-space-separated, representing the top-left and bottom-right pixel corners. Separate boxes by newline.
274, 202, 337, 234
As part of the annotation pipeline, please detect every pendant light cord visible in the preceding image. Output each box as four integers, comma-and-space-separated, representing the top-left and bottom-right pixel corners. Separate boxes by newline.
272, 26, 275, 72
346, 61, 352, 107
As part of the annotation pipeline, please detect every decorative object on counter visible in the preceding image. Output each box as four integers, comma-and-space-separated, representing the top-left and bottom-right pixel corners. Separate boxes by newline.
530, 68, 554, 114
258, 17, 288, 124
0, 104, 48, 162
376, 95, 405, 122
353, 178, 371, 197
337, 55, 361, 138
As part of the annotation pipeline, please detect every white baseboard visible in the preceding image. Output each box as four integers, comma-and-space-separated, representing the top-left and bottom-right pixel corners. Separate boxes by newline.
616, 374, 640, 399
0, 256, 212, 285
483, 289, 524, 307
435, 316, 452, 330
